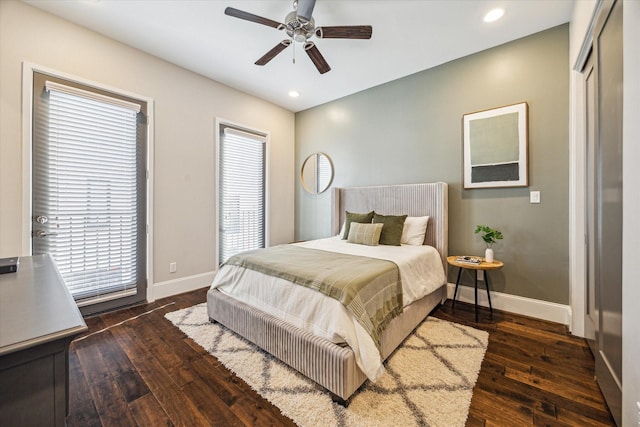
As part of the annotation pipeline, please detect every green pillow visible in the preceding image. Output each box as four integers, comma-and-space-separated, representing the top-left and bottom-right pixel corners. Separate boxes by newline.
342, 211, 374, 239
347, 222, 383, 246
373, 213, 408, 246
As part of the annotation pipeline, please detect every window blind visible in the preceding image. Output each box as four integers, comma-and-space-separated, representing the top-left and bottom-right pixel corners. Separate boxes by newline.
32, 79, 144, 305
218, 125, 266, 264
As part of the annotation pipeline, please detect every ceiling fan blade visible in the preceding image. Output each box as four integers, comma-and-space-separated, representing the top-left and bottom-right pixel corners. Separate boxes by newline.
255, 40, 292, 66
304, 42, 331, 74
296, 0, 316, 23
315, 26, 373, 39
224, 7, 283, 29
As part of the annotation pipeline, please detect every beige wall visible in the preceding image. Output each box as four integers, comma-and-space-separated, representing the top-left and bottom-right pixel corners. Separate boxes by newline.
0, 1, 295, 290
295, 25, 570, 304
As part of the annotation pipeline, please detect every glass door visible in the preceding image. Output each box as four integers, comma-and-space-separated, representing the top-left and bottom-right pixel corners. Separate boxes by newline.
32, 72, 147, 314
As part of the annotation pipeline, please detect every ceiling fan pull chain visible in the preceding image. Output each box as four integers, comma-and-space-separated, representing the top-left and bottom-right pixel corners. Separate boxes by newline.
293, 40, 296, 64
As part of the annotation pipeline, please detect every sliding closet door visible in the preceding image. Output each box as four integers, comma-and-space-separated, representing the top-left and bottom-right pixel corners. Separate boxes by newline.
585, 0, 623, 424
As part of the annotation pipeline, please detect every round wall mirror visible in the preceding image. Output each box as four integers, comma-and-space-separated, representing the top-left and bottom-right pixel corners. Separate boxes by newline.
301, 152, 334, 194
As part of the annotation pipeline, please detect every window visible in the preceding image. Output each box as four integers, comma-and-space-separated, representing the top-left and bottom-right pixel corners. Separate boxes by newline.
218, 124, 266, 264
32, 72, 147, 311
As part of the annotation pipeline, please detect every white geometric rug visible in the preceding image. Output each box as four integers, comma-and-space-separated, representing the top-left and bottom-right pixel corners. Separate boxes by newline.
165, 303, 488, 427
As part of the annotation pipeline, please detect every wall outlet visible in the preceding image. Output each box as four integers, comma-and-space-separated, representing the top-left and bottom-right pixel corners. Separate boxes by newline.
477, 270, 484, 281
636, 401, 640, 425
169, 262, 177, 273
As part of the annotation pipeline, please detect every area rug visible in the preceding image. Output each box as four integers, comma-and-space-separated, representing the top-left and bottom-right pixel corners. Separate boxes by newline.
165, 303, 488, 427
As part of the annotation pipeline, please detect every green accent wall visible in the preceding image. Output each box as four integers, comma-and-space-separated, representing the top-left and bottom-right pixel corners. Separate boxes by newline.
295, 24, 570, 304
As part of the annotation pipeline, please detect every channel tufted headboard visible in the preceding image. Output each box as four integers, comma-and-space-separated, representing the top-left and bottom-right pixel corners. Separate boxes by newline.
331, 182, 448, 269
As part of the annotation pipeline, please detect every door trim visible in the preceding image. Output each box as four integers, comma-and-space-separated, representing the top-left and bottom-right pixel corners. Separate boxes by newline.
20, 62, 156, 303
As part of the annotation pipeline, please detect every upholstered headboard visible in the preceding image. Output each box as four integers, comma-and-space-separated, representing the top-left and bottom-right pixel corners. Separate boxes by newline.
332, 182, 449, 269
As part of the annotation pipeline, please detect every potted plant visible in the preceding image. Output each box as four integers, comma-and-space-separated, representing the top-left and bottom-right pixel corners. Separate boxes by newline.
474, 225, 503, 262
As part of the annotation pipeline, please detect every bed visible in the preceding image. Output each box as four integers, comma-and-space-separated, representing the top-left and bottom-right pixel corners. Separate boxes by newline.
207, 182, 448, 403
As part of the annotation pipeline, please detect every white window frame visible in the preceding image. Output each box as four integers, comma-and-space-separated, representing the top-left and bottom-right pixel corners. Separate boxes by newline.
21, 62, 156, 302
214, 118, 270, 266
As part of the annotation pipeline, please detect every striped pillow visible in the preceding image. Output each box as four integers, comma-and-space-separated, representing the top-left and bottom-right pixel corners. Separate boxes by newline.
347, 222, 383, 246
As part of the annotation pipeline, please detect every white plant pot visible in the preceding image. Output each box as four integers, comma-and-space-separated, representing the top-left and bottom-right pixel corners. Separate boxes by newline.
485, 248, 494, 263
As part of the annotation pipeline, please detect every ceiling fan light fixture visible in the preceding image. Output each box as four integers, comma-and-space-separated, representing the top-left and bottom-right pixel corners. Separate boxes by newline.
294, 31, 307, 43
483, 8, 505, 23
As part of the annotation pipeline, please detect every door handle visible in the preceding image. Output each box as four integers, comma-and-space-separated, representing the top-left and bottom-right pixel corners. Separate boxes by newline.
33, 229, 57, 238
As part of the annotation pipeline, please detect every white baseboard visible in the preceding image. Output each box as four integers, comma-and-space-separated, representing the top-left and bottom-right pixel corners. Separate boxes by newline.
446, 282, 571, 326
149, 271, 215, 302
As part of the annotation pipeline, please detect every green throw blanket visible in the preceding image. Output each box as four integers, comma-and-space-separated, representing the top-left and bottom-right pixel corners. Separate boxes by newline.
224, 245, 402, 352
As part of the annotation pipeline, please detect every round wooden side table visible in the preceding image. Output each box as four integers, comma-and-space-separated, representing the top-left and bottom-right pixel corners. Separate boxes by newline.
447, 256, 504, 322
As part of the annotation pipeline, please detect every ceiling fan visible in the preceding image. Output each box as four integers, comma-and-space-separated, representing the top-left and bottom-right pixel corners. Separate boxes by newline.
224, 0, 373, 74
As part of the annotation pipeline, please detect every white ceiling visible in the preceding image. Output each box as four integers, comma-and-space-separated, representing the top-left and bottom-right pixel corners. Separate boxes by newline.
23, 0, 575, 112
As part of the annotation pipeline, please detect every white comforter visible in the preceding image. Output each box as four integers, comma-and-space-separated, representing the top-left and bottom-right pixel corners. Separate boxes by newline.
210, 236, 446, 380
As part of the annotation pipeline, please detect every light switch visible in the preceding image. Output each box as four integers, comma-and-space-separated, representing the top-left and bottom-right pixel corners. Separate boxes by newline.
530, 191, 541, 204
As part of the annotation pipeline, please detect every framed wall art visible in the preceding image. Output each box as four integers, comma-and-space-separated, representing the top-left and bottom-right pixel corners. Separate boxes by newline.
463, 102, 528, 189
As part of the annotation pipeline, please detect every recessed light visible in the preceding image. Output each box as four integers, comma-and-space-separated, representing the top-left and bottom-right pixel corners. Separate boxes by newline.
288, 90, 300, 98
484, 8, 505, 23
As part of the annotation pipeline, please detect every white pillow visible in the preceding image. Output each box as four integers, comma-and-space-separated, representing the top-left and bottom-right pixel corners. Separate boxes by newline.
401, 216, 429, 245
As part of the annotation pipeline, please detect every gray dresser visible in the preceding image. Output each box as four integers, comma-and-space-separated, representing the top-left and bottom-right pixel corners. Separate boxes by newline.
0, 254, 87, 426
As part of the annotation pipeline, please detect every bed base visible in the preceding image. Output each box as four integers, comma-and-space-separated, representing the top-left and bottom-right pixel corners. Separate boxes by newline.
207, 182, 449, 402
207, 286, 446, 402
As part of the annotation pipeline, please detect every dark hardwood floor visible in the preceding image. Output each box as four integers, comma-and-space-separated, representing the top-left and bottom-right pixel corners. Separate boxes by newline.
435, 302, 615, 427
67, 287, 615, 427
